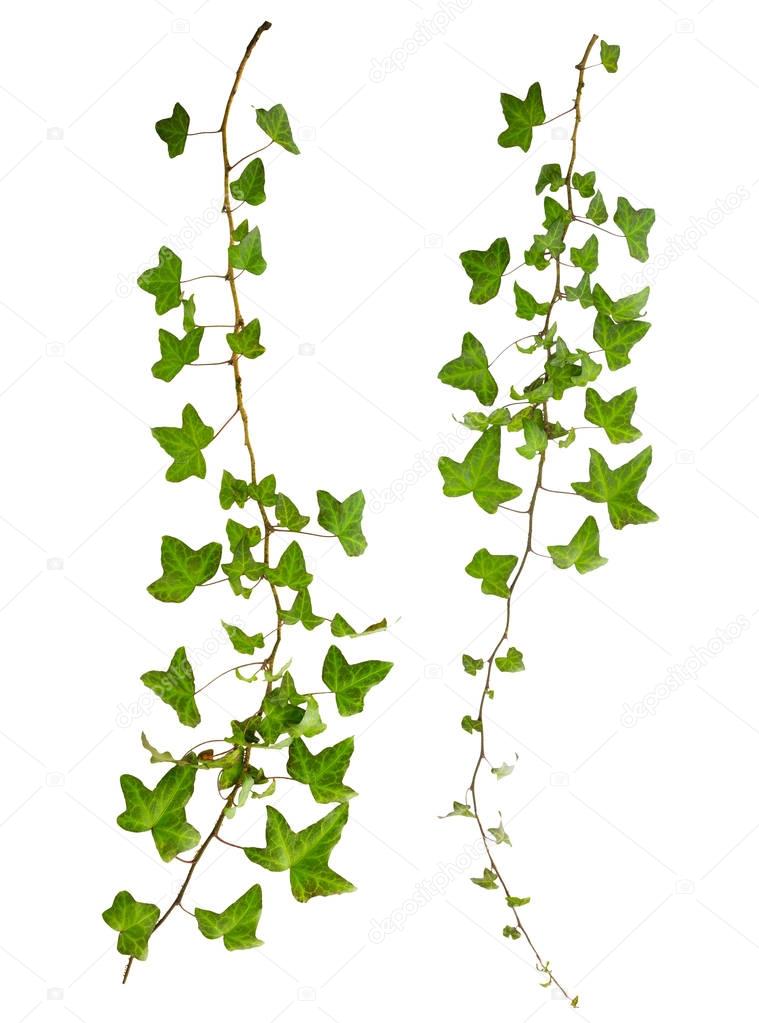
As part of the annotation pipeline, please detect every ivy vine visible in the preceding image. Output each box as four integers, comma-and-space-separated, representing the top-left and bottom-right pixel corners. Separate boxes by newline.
104, 22, 392, 981
437, 35, 655, 1004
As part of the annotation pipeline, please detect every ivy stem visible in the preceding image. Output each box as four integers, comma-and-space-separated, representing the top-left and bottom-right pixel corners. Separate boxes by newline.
465, 32, 598, 1004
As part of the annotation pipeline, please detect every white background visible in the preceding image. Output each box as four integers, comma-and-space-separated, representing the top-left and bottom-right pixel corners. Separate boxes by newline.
2, 0, 757, 1019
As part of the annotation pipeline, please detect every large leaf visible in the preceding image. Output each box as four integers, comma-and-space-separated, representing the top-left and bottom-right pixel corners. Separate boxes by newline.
195, 885, 264, 951
614, 197, 655, 262
117, 765, 200, 861
138, 247, 182, 315
256, 104, 300, 154
155, 102, 190, 158
266, 541, 312, 590
572, 447, 658, 529
152, 403, 214, 482
438, 332, 497, 406
244, 804, 354, 901
584, 387, 641, 444
593, 314, 650, 370
148, 535, 222, 603
498, 82, 545, 151
460, 238, 510, 304
102, 891, 159, 960
547, 516, 608, 574
465, 548, 518, 598
322, 645, 392, 716
287, 736, 356, 803
152, 327, 203, 382
439, 428, 522, 513
141, 647, 200, 727
316, 490, 367, 556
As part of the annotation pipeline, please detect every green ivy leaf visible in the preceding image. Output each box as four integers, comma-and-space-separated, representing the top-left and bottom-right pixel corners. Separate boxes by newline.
592, 283, 613, 316
614, 197, 655, 262
141, 647, 200, 727
471, 867, 499, 890
102, 891, 159, 960
219, 470, 250, 510
516, 412, 548, 460
535, 163, 564, 194
331, 613, 387, 638
226, 320, 265, 359
266, 541, 312, 590
322, 645, 392, 716
586, 191, 608, 225
287, 737, 356, 803
463, 654, 484, 675
195, 885, 263, 951
138, 247, 182, 315
244, 804, 354, 902
439, 428, 522, 514
229, 226, 266, 275
465, 548, 518, 598
543, 196, 571, 230
182, 295, 197, 331
572, 447, 658, 529
547, 515, 608, 574
514, 282, 549, 321
275, 493, 310, 531
593, 314, 650, 370
565, 272, 593, 308
152, 327, 203, 382
570, 234, 599, 273
488, 820, 511, 843
571, 170, 596, 198
498, 82, 545, 151
584, 387, 642, 444
600, 40, 620, 73
221, 519, 264, 597
155, 102, 190, 158
222, 621, 265, 654
438, 332, 498, 406
256, 104, 300, 154
117, 765, 200, 861
610, 286, 650, 322
461, 715, 482, 734
494, 647, 525, 672
316, 490, 367, 556
506, 894, 531, 908
152, 403, 214, 482
460, 238, 510, 304
148, 536, 222, 603
491, 762, 516, 780
442, 801, 475, 818
230, 158, 266, 206
248, 474, 278, 506
280, 589, 326, 630
503, 925, 521, 940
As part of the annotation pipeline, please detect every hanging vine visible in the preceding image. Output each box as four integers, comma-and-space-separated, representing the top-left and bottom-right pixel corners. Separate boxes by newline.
103, 22, 392, 982
437, 35, 655, 1003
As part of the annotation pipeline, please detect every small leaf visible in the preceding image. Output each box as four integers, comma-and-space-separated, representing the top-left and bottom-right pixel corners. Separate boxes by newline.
570, 234, 599, 273
462, 654, 484, 675
195, 885, 264, 951
471, 867, 499, 890
280, 589, 326, 630
611, 286, 650, 322
141, 647, 200, 727
614, 197, 655, 262
547, 516, 608, 574
275, 493, 310, 531
572, 447, 658, 529
600, 40, 620, 73
514, 281, 549, 321
439, 428, 522, 514
441, 801, 475, 818
506, 895, 531, 908
244, 804, 354, 902
498, 82, 545, 151
287, 736, 356, 803
182, 295, 197, 331
322, 645, 392, 716
222, 621, 265, 655
148, 535, 222, 603
503, 925, 521, 940
229, 226, 266, 275
248, 474, 278, 506
316, 490, 367, 556
152, 327, 204, 382
491, 762, 515, 780
152, 403, 214, 482
138, 247, 182, 315
230, 158, 266, 206
117, 765, 200, 861
571, 170, 596, 198
103, 891, 159, 960
584, 387, 641, 444
219, 470, 250, 510
256, 104, 300, 154
226, 320, 265, 359
266, 541, 312, 590
593, 314, 651, 370
461, 715, 482, 734
331, 613, 387, 638
488, 819, 511, 843
155, 102, 190, 158
438, 332, 498, 406
494, 647, 524, 672
460, 238, 510, 304
535, 163, 564, 194
586, 191, 608, 225
465, 548, 518, 599
565, 272, 593, 308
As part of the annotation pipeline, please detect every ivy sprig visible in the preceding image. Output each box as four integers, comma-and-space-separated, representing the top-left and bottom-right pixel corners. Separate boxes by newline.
105, 22, 392, 982
438, 34, 656, 1006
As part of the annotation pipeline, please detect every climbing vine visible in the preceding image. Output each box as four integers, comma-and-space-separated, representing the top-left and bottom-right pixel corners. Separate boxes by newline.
104, 22, 391, 981
437, 36, 655, 1003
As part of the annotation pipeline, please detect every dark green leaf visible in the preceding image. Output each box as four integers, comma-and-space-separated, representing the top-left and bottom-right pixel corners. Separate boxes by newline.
138, 247, 182, 315
535, 163, 564, 194
586, 191, 608, 225
222, 621, 265, 654
460, 238, 510, 304
570, 234, 599, 273
438, 332, 498, 406
230, 158, 266, 206
614, 197, 655, 262
229, 226, 266, 275
316, 490, 367, 556
322, 645, 392, 716
565, 272, 593, 308
330, 613, 387, 638
155, 102, 189, 158
287, 736, 356, 803
256, 104, 300, 154
514, 281, 549, 321
611, 286, 650, 322
498, 82, 545, 151
572, 170, 596, 198
439, 428, 522, 514
248, 474, 278, 506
